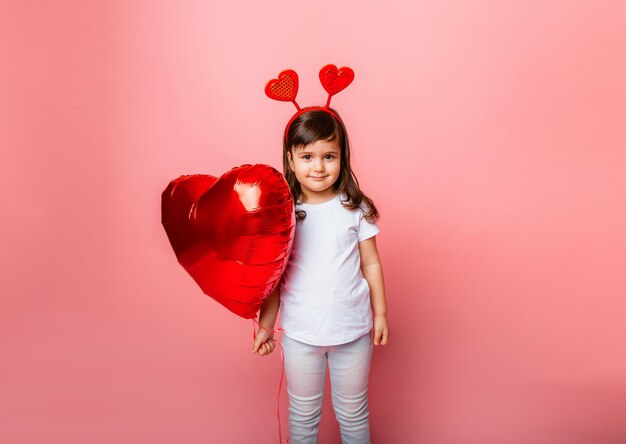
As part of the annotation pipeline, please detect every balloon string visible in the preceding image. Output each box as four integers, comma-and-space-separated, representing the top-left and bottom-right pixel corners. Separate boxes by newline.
252, 318, 289, 444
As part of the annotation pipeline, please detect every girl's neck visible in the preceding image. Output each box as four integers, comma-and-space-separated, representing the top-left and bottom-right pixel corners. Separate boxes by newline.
300, 190, 339, 205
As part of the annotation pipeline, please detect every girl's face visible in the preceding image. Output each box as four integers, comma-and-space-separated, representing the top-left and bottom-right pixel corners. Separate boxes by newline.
288, 138, 341, 202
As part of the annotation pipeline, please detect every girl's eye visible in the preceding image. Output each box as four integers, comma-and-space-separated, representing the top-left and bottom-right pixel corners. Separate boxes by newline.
325, 155, 336, 160
303, 155, 311, 160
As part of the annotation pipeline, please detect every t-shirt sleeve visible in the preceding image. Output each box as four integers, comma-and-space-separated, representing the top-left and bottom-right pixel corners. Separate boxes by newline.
357, 206, 380, 242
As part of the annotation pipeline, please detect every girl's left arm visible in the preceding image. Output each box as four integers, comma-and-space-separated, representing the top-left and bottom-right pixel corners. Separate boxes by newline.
359, 236, 390, 346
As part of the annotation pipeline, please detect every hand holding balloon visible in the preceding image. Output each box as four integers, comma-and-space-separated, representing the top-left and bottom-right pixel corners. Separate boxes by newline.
252, 326, 275, 356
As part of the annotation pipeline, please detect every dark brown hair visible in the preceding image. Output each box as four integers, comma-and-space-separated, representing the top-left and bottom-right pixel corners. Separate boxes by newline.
282, 108, 379, 223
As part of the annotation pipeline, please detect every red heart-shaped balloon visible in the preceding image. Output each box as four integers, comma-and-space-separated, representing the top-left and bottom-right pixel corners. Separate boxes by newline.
265, 69, 299, 102
319, 64, 354, 96
161, 164, 295, 319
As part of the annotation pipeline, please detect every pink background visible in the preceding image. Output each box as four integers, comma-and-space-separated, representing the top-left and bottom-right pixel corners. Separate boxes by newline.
2, 1, 625, 443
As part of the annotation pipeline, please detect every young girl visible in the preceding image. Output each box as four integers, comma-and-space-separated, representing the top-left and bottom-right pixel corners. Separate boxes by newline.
252, 108, 389, 444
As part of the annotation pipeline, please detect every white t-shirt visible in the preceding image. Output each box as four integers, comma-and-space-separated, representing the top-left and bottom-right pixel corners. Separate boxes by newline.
279, 192, 380, 346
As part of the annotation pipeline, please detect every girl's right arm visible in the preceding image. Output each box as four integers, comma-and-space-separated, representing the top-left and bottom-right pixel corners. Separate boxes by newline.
251, 284, 281, 356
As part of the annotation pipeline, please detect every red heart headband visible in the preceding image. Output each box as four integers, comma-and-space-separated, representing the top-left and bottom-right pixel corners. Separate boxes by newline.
265, 64, 355, 141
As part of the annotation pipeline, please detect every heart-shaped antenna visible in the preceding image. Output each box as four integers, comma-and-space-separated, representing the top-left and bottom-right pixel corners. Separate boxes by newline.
319, 64, 354, 107
265, 69, 301, 111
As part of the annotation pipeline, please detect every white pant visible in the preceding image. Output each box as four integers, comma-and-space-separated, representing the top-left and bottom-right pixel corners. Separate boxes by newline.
282, 332, 373, 444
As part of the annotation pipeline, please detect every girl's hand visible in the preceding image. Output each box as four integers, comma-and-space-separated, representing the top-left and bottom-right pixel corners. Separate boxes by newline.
252, 325, 276, 356
373, 315, 389, 346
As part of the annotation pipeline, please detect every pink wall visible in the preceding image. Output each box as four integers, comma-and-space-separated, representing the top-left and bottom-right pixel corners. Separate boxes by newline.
2, 1, 625, 443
